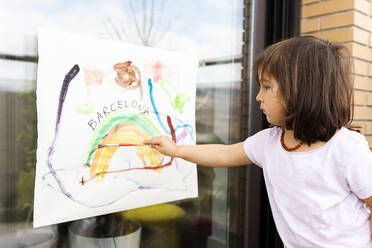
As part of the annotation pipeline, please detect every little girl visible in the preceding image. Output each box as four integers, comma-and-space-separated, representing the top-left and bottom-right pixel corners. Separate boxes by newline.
144, 36, 372, 247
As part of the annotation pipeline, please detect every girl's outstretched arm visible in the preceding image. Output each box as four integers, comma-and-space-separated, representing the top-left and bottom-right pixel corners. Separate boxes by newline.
144, 136, 253, 167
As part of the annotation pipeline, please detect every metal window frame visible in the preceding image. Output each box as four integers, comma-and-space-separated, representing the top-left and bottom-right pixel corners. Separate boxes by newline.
228, 0, 300, 247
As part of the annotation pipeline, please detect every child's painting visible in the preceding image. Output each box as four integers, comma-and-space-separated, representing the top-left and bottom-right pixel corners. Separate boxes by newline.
34, 29, 198, 227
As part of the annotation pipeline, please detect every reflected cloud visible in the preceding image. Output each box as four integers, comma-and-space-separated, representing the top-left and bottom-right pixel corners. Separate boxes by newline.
0, 0, 244, 80
1, 0, 242, 45
203, 0, 242, 10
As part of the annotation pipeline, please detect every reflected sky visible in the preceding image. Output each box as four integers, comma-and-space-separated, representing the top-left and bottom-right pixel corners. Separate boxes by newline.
0, 0, 243, 59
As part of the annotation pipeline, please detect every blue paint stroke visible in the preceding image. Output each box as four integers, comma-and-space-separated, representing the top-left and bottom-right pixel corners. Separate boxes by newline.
149, 78, 170, 135
148, 78, 193, 135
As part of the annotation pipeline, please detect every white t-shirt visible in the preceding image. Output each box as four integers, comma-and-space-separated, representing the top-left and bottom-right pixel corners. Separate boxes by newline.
244, 127, 372, 248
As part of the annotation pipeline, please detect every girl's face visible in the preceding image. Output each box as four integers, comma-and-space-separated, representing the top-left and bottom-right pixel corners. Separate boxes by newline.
256, 73, 286, 126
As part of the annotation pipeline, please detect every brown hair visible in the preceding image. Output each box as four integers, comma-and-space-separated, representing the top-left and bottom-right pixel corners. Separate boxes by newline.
253, 36, 354, 145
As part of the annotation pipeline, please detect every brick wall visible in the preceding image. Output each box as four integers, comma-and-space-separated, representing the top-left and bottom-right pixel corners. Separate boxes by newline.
301, 0, 372, 147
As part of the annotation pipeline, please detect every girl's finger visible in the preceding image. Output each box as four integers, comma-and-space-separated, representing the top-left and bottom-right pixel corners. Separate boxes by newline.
143, 139, 155, 145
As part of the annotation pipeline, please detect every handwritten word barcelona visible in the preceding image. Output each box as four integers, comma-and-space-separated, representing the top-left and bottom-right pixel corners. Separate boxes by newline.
87, 99, 151, 131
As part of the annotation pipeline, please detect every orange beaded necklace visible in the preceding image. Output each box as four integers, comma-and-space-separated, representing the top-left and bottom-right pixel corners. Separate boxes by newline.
280, 129, 304, 152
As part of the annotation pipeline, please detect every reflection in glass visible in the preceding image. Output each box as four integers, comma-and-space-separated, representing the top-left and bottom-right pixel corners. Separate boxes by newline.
69, 214, 141, 247
0, 0, 245, 247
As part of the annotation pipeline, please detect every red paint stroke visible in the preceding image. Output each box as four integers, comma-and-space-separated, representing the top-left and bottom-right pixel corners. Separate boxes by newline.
82, 115, 176, 185
97, 143, 147, 148
167, 115, 176, 143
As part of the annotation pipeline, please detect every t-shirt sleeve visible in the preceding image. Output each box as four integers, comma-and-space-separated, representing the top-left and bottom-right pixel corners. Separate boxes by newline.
345, 139, 372, 200
243, 128, 272, 168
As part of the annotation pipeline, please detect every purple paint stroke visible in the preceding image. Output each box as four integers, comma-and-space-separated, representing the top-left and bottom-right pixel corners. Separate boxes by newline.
176, 127, 188, 143
174, 127, 188, 169
47, 65, 80, 199
138, 186, 155, 190
42, 168, 142, 208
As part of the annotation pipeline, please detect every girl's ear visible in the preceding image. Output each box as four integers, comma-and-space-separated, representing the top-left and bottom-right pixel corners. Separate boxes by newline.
272, 82, 282, 96
277, 91, 287, 110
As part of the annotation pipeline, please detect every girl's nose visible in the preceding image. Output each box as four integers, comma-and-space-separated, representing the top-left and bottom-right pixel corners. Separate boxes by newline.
256, 90, 263, 102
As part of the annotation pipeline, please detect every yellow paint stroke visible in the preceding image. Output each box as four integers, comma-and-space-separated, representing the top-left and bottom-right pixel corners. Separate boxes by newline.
90, 122, 163, 182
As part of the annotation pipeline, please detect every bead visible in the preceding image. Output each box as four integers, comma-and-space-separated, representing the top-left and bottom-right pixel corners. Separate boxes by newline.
280, 129, 303, 152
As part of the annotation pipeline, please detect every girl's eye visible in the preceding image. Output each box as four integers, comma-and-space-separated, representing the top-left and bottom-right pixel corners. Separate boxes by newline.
263, 86, 270, 90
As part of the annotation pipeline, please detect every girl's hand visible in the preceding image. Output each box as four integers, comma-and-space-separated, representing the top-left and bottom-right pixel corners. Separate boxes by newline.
144, 136, 178, 157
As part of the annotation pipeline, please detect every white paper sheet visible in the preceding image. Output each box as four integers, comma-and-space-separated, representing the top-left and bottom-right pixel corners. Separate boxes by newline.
34, 29, 198, 227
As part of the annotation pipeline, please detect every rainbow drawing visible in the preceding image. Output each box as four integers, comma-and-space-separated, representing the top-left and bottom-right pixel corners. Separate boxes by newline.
82, 112, 174, 184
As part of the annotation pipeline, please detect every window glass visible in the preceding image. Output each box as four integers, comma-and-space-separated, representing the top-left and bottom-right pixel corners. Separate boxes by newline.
0, 0, 245, 247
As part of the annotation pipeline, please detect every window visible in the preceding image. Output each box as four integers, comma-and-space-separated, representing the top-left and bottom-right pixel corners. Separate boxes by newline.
0, 1, 249, 247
